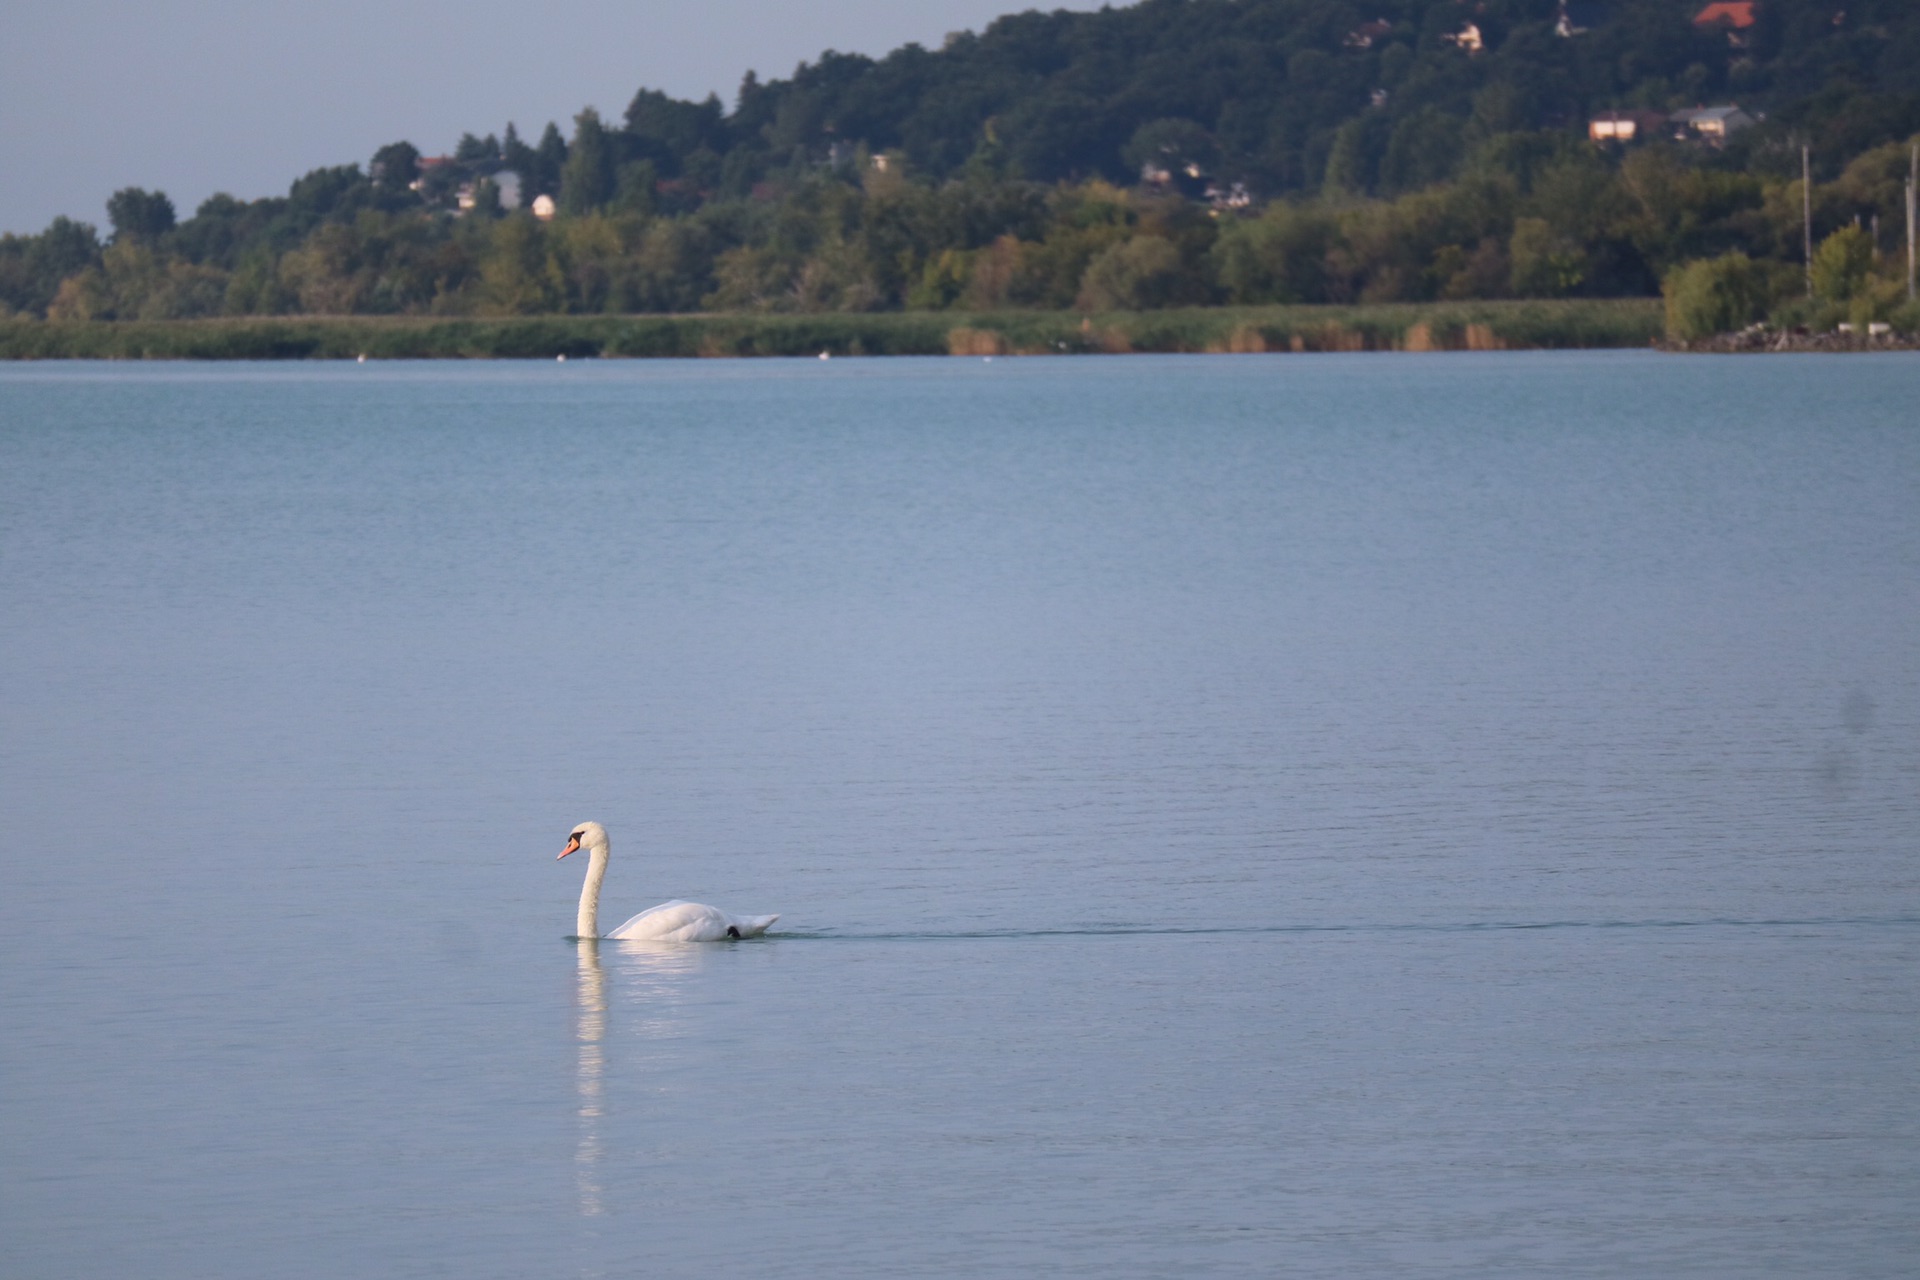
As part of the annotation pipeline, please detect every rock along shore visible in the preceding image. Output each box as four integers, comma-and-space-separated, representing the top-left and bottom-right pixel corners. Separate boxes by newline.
1667, 324, 1920, 353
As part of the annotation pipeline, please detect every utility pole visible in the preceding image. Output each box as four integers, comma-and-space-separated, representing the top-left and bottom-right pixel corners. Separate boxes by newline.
1803, 142, 1814, 298
1908, 142, 1916, 302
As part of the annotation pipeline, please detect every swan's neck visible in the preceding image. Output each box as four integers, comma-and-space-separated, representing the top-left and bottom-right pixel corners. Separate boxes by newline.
577, 844, 609, 939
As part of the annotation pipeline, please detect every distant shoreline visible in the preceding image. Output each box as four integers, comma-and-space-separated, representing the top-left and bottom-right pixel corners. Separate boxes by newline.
0, 300, 1663, 360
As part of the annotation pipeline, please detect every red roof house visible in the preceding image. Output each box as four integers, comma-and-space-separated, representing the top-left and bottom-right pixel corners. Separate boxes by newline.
1692, 2, 1756, 29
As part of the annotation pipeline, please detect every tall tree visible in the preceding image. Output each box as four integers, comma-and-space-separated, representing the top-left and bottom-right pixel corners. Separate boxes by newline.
532, 123, 570, 199
454, 132, 501, 166
33, 216, 104, 281
105, 188, 176, 243
502, 122, 537, 182
371, 141, 421, 191
561, 109, 615, 215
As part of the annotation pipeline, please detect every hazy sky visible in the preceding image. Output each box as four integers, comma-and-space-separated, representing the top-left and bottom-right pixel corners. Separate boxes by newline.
2, 0, 1108, 236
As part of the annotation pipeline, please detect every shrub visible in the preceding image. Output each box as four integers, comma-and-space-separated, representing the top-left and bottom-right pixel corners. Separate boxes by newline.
1663, 252, 1766, 342
1847, 277, 1908, 327
1076, 236, 1184, 311
1809, 226, 1874, 302
1208, 205, 1335, 304
1509, 218, 1585, 298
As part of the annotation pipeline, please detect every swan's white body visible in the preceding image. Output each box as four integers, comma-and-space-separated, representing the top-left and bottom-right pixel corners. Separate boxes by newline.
604, 898, 778, 942
561, 822, 777, 942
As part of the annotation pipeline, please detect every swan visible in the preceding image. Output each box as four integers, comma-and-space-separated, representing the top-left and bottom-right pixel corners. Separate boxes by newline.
558, 821, 778, 942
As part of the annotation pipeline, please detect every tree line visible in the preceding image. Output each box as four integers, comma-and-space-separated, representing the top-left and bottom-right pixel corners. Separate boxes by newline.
3, 0, 1916, 330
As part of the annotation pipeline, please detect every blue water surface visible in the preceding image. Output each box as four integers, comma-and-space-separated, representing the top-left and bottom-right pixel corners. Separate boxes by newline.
1, 352, 1916, 1277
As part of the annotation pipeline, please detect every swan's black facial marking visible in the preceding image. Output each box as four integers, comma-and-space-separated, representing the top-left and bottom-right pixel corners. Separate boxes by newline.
726, 925, 741, 939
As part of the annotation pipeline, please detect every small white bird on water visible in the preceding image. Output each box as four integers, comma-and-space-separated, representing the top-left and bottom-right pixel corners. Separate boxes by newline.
558, 821, 778, 942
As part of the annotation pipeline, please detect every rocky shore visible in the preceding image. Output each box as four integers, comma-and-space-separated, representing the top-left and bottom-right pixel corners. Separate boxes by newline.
1668, 323, 1920, 353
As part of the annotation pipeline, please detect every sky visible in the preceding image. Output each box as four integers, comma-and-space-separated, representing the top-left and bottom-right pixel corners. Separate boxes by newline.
1, 0, 1109, 236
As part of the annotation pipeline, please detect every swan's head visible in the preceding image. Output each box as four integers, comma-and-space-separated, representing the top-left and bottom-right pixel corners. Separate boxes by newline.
559, 821, 608, 859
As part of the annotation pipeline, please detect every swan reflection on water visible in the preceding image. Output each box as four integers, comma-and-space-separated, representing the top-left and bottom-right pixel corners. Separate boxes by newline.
574, 941, 607, 1218
572, 938, 708, 1220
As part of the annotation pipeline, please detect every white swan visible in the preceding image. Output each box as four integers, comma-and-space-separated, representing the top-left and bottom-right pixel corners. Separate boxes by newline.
558, 821, 778, 942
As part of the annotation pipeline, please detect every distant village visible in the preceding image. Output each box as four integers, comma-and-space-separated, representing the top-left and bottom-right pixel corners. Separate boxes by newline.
411, 0, 1776, 226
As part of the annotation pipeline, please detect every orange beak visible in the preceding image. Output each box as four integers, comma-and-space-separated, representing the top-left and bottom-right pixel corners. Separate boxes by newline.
558, 834, 581, 860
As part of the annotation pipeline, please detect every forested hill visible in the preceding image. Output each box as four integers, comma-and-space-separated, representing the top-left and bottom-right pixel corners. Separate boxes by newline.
4, 0, 1919, 330
399, 0, 1919, 205
665, 0, 1920, 194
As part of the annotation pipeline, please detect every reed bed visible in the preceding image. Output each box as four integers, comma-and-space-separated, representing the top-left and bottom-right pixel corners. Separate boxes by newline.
0, 299, 1662, 360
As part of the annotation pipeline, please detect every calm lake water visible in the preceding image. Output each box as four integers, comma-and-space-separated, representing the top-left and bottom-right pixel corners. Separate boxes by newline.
2, 352, 1916, 1278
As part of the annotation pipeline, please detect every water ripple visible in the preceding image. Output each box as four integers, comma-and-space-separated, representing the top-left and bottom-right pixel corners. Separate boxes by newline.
775, 916, 1920, 941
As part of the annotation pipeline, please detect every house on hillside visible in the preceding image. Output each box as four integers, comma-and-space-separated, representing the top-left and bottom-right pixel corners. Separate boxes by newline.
1588, 109, 1666, 143
1207, 181, 1253, 214
408, 156, 456, 196
1443, 22, 1484, 52
1670, 105, 1756, 142
1692, 1, 1757, 46
1343, 19, 1394, 48
455, 177, 521, 214
1139, 161, 1207, 199
1556, 0, 1605, 37
530, 193, 556, 221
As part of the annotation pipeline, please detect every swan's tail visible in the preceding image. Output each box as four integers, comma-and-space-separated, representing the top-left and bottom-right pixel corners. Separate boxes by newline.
732, 913, 779, 937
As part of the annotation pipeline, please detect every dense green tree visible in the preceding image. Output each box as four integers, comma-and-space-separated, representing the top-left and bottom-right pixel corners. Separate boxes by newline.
287, 166, 371, 225
1664, 251, 1768, 340
1380, 109, 1464, 194
561, 109, 615, 214
455, 133, 501, 166
371, 141, 421, 190
1077, 235, 1186, 309
624, 89, 727, 172
37, 216, 105, 279
1323, 115, 1390, 197
105, 188, 176, 243
478, 214, 561, 314
612, 161, 660, 218
0, 216, 102, 315
501, 123, 538, 189
1210, 202, 1335, 303
1809, 224, 1875, 301
531, 123, 570, 199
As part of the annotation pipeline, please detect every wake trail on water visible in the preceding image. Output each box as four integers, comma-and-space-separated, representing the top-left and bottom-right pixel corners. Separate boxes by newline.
770, 916, 1920, 942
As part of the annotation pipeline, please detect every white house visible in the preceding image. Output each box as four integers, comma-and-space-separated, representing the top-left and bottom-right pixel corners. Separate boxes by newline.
1670, 105, 1756, 141
1588, 109, 1666, 143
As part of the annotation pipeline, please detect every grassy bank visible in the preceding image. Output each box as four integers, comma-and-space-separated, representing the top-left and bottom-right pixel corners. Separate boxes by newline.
0, 299, 1662, 360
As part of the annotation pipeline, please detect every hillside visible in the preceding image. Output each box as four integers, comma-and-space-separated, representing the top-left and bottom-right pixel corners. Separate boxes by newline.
2, 0, 1917, 332
629, 0, 1920, 195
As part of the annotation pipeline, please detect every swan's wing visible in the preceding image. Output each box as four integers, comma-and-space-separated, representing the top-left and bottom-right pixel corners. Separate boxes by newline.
608, 901, 779, 941
725, 912, 779, 937
608, 900, 706, 938
608, 900, 736, 941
